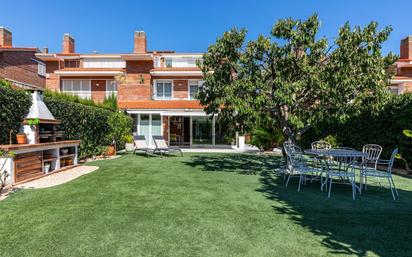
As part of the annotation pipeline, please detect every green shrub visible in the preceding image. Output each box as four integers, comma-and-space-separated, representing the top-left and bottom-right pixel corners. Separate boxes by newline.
44, 97, 113, 158
102, 93, 118, 111
44, 90, 115, 111
251, 127, 285, 151
300, 94, 412, 165
44, 97, 131, 159
0, 80, 32, 144
107, 111, 132, 150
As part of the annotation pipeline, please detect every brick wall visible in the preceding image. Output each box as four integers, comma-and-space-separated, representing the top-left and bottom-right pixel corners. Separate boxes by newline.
117, 60, 153, 104
400, 36, 412, 59
399, 67, 412, 77
0, 50, 45, 88
91, 80, 106, 103
173, 80, 188, 99
46, 73, 60, 91
163, 116, 169, 144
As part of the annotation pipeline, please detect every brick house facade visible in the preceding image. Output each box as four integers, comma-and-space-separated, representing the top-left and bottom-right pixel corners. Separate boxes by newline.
391, 36, 412, 94
0, 27, 46, 90
36, 31, 229, 147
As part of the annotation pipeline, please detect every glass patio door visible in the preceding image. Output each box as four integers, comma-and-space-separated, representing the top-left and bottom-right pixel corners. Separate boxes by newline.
150, 114, 162, 146
139, 114, 150, 145
138, 114, 162, 147
192, 116, 213, 145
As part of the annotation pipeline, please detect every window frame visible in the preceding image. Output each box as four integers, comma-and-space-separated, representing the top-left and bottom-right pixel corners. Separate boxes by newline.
105, 79, 118, 98
165, 58, 173, 68
188, 80, 204, 99
37, 62, 46, 77
154, 80, 173, 100
61, 79, 92, 99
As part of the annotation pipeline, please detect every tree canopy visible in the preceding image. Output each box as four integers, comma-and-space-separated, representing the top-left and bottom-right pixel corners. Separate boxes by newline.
198, 14, 397, 143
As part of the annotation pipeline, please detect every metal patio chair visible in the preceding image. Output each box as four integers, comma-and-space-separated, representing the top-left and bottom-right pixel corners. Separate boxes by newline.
360, 144, 383, 191
284, 143, 319, 192
361, 148, 399, 200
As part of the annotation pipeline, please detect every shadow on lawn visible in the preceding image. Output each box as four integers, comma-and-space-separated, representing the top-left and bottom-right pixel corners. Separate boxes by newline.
185, 154, 412, 257
183, 154, 283, 175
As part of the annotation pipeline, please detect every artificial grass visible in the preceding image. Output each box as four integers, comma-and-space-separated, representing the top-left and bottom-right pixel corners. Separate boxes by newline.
0, 153, 411, 257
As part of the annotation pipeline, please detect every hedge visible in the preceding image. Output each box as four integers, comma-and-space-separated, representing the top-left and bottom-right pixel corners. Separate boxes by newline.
0, 80, 32, 144
300, 94, 412, 165
44, 97, 132, 159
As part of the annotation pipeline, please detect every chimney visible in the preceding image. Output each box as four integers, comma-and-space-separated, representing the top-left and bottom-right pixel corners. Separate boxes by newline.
0, 27, 12, 47
400, 36, 412, 59
42, 47, 49, 54
134, 31, 147, 53
62, 33, 75, 54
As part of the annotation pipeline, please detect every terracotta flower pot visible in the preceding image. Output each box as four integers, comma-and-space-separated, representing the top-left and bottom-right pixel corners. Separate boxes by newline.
16, 134, 27, 144
105, 145, 116, 156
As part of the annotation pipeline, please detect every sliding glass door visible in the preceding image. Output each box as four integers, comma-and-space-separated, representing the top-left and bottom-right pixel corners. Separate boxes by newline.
138, 114, 162, 147
192, 116, 213, 145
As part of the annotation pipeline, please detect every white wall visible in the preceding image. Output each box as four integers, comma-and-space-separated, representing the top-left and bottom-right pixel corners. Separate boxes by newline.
83, 58, 126, 68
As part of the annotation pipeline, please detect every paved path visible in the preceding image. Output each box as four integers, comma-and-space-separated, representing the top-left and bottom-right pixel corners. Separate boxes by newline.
16, 165, 99, 189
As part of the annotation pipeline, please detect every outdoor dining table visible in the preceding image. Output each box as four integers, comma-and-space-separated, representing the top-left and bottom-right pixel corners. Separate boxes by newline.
304, 148, 368, 191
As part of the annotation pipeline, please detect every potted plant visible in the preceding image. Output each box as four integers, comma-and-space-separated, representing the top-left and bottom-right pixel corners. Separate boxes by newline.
124, 135, 134, 152
16, 132, 27, 144
105, 144, 116, 156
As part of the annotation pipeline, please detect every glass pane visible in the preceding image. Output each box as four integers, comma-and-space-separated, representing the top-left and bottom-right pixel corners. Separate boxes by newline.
164, 83, 172, 98
81, 80, 90, 91
107, 80, 117, 91
151, 114, 162, 146
189, 85, 198, 99
156, 83, 163, 98
62, 80, 72, 91
192, 116, 213, 145
140, 114, 150, 145
165, 58, 172, 67
72, 80, 81, 91
132, 114, 138, 133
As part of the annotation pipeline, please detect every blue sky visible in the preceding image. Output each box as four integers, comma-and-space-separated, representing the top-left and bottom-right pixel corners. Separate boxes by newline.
1, 0, 411, 55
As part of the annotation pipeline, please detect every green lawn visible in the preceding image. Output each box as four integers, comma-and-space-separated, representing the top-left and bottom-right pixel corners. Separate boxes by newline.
0, 153, 411, 257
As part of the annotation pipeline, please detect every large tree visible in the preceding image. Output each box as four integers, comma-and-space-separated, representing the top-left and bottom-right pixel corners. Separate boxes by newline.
198, 14, 397, 143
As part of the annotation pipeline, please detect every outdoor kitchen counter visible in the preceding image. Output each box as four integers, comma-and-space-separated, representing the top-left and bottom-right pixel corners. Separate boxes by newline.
0, 140, 81, 184
0, 140, 81, 152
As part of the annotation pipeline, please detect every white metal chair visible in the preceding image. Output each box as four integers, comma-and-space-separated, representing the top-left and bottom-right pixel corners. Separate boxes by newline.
324, 153, 358, 200
360, 144, 383, 191
284, 143, 318, 192
361, 148, 399, 200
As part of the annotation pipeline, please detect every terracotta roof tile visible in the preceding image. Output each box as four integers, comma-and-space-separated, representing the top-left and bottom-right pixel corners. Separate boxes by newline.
0, 46, 39, 52
118, 100, 204, 109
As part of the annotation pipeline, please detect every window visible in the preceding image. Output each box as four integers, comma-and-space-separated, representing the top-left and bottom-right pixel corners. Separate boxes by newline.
165, 58, 172, 67
106, 80, 118, 97
64, 60, 80, 68
155, 81, 172, 99
61, 80, 91, 99
83, 58, 125, 68
388, 87, 399, 95
189, 81, 200, 99
189, 81, 204, 99
37, 63, 46, 76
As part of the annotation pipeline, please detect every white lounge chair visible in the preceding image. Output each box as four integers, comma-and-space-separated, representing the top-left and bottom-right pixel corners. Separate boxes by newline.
133, 135, 153, 157
152, 136, 183, 157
